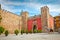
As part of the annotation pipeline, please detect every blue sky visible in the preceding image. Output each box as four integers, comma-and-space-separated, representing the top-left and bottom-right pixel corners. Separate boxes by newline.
0, 0, 60, 17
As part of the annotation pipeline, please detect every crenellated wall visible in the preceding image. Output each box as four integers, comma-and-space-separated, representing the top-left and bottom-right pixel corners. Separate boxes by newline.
0, 9, 22, 33
0, 4, 54, 33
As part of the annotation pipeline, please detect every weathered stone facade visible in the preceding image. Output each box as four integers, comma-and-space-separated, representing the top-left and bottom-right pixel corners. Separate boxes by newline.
0, 4, 54, 33
41, 6, 54, 32
0, 10, 22, 33
21, 11, 29, 32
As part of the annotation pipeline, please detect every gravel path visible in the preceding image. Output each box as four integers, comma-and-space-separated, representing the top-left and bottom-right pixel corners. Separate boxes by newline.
0, 33, 60, 40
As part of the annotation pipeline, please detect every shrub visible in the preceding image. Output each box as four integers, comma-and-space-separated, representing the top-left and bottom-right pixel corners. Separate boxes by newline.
14, 29, 19, 35
33, 29, 37, 33
26, 30, 28, 34
0, 26, 4, 35
21, 30, 24, 35
29, 30, 32, 33
5, 30, 9, 36
37, 30, 42, 33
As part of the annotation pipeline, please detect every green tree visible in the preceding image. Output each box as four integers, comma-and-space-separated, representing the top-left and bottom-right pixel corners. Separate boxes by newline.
0, 12, 3, 35
5, 30, 9, 36
26, 30, 28, 34
14, 29, 19, 35
33, 29, 37, 33
21, 30, 24, 35
0, 26, 4, 35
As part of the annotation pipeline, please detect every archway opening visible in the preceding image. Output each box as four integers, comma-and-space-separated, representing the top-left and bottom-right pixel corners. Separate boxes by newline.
33, 25, 37, 33
50, 29, 53, 32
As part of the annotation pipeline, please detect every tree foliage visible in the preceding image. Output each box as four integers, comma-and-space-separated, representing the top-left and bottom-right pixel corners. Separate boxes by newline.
21, 30, 24, 35
37, 30, 42, 33
14, 29, 19, 35
0, 26, 4, 35
5, 30, 9, 36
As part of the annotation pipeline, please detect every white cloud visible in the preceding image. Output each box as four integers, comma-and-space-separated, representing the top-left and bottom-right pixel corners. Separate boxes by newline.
47, 5, 60, 13
0, 0, 60, 16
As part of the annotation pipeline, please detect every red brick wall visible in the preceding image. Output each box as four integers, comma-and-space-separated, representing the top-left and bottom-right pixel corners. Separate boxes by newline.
36, 18, 42, 30
27, 18, 42, 32
27, 19, 33, 31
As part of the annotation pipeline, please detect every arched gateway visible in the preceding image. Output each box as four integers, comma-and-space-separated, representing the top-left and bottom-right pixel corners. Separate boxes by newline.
33, 25, 37, 33
0, 4, 54, 33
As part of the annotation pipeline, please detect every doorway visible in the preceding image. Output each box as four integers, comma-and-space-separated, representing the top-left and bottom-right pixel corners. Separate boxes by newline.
33, 25, 37, 33
50, 29, 53, 32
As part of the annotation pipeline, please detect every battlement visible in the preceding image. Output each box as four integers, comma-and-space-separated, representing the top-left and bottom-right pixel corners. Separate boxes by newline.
2, 9, 20, 16
28, 15, 41, 20
0, 4, 54, 33
41, 6, 49, 9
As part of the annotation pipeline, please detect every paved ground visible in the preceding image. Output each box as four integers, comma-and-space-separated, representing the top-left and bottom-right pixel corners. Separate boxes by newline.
0, 33, 60, 40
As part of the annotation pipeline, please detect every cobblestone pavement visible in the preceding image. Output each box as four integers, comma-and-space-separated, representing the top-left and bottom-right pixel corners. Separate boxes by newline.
0, 33, 60, 40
